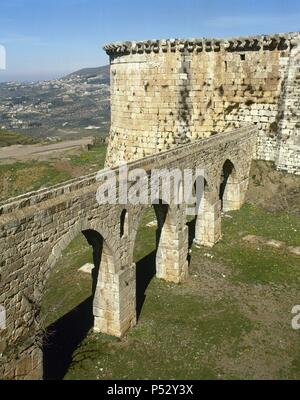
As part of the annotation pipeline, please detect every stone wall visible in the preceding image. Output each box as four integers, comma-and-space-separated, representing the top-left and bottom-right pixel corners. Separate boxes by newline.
0, 126, 256, 379
104, 33, 300, 174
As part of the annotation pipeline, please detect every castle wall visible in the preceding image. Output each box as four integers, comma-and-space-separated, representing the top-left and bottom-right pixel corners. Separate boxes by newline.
104, 33, 300, 174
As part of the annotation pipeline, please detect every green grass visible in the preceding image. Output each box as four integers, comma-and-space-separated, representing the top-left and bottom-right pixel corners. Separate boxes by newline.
41, 234, 93, 328
41, 202, 300, 380
0, 129, 38, 147
0, 145, 107, 201
0, 161, 72, 201
194, 203, 300, 286
65, 284, 252, 380
133, 207, 157, 262
221, 203, 300, 246
69, 145, 107, 170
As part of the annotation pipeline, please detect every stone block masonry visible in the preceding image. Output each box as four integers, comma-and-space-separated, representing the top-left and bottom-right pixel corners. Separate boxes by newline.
104, 33, 300, 174
0, 126, 256, 379
2, 31, 299, 381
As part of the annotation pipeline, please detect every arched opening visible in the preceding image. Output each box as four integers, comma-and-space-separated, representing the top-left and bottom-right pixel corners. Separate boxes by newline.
133, 205, 158, 319
133, 200, 175, 319
153, 199, 174, 280
186, 176, 208, 250
219, 159, 239, 212
41, 228, 108, 380
120, 209, 128, 237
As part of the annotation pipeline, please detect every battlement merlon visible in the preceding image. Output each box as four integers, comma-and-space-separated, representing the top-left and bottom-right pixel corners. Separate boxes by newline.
103, 32, 300, 56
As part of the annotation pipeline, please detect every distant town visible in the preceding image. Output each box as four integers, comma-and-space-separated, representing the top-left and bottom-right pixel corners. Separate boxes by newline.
0, 65, 110, 140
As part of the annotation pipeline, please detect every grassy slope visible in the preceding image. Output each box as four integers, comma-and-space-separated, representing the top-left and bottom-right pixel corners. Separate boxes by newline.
41, 202, 300, 380
0, 129, 38, 147
41, 234, 93, 328
0, 145, 107, 201
208, 204, 300, 285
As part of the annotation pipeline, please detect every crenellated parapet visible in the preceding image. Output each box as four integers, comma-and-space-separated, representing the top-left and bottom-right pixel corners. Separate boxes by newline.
103, 33, 299, 56
104, 31, 300, 174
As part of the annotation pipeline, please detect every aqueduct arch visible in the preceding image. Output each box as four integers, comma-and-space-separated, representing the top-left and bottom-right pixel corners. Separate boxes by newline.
120, 209, 129, 238
0, 125, 257, 379
220, 159, 238, 212
192, 177, 220, 248
153, 200, 188, 284
219, 158, 250, 213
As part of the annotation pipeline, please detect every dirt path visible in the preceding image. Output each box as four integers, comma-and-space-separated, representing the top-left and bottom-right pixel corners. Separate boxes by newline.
0, 137, 94, 164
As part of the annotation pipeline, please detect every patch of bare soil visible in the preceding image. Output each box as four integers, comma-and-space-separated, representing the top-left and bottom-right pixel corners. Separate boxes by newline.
0, 138, 93, 164
247, 160, 300, 216
53, 160, 82, 178
242, 234, 300, 256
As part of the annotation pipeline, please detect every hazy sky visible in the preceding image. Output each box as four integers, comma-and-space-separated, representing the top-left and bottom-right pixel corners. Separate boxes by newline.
0, 0, 300, 81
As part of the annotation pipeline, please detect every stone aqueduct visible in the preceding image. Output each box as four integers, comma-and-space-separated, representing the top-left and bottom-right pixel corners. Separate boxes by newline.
1, 31, 300, 380
0, 125, 256, 379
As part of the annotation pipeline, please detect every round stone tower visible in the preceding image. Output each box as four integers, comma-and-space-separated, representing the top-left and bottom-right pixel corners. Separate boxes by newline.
103, 39, 195, 167
103, 34, 300, 173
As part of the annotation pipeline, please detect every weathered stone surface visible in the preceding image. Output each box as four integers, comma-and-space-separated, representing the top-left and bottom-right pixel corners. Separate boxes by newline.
0, 125, 256, 380
104, 32, 300, 175
0, 31, 273, 379
78, 263, 94, 274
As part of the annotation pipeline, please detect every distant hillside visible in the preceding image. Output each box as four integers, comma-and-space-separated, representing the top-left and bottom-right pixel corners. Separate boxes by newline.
65, 65, 110, 84
0, 129, 39, 147
0, 65, 111, 140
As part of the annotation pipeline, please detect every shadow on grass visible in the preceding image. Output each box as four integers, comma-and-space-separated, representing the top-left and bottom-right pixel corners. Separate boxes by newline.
136, 218, 196, 319
136, 251, 156, 320
43, 296, 93, 380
